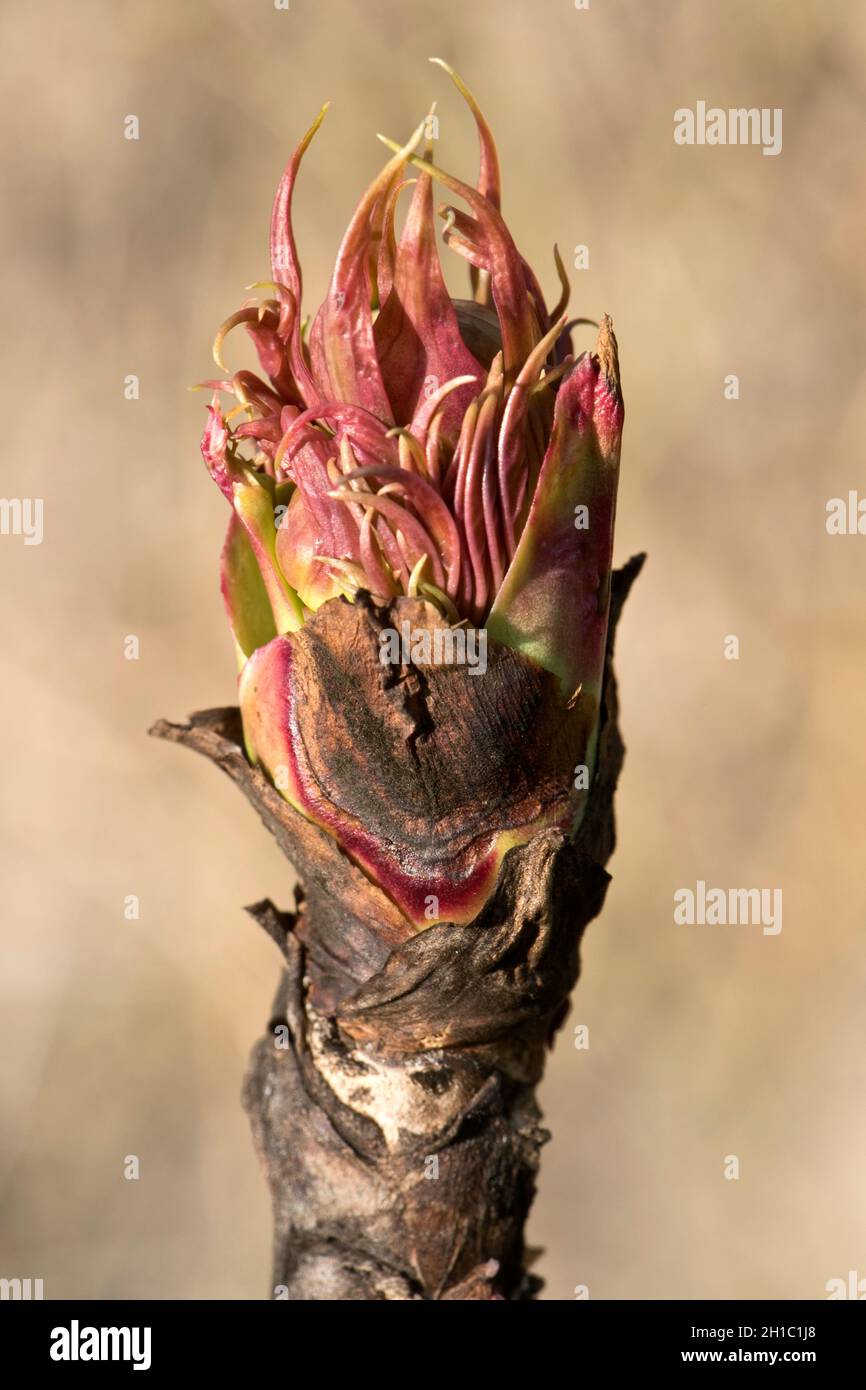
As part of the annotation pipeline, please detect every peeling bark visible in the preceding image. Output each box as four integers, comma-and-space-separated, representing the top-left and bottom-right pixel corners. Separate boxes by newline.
150, 553, 643, 1300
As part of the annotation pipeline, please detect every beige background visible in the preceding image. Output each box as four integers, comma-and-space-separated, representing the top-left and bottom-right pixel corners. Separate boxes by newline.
1, 0, 864, 1299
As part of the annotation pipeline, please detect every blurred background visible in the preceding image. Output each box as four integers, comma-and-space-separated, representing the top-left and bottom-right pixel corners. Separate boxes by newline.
1, 0, 864, 1299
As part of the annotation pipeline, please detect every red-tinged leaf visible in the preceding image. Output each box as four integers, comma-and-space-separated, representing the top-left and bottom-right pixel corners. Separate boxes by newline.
269, 105, 330, 405
380, 140, 540, 382
487, 319, 623, 723
309, 123, 425, 419
374, 169, 482, 438
496, 314, 567, 551
339, 464, 462, 593
275, 489, 347, 610
202, 397, 305, 634
430, 58, 502, 210
329, 486, 447, 589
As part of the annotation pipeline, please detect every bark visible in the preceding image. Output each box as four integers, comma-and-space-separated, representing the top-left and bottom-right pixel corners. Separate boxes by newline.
150, 553, 643, 1300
